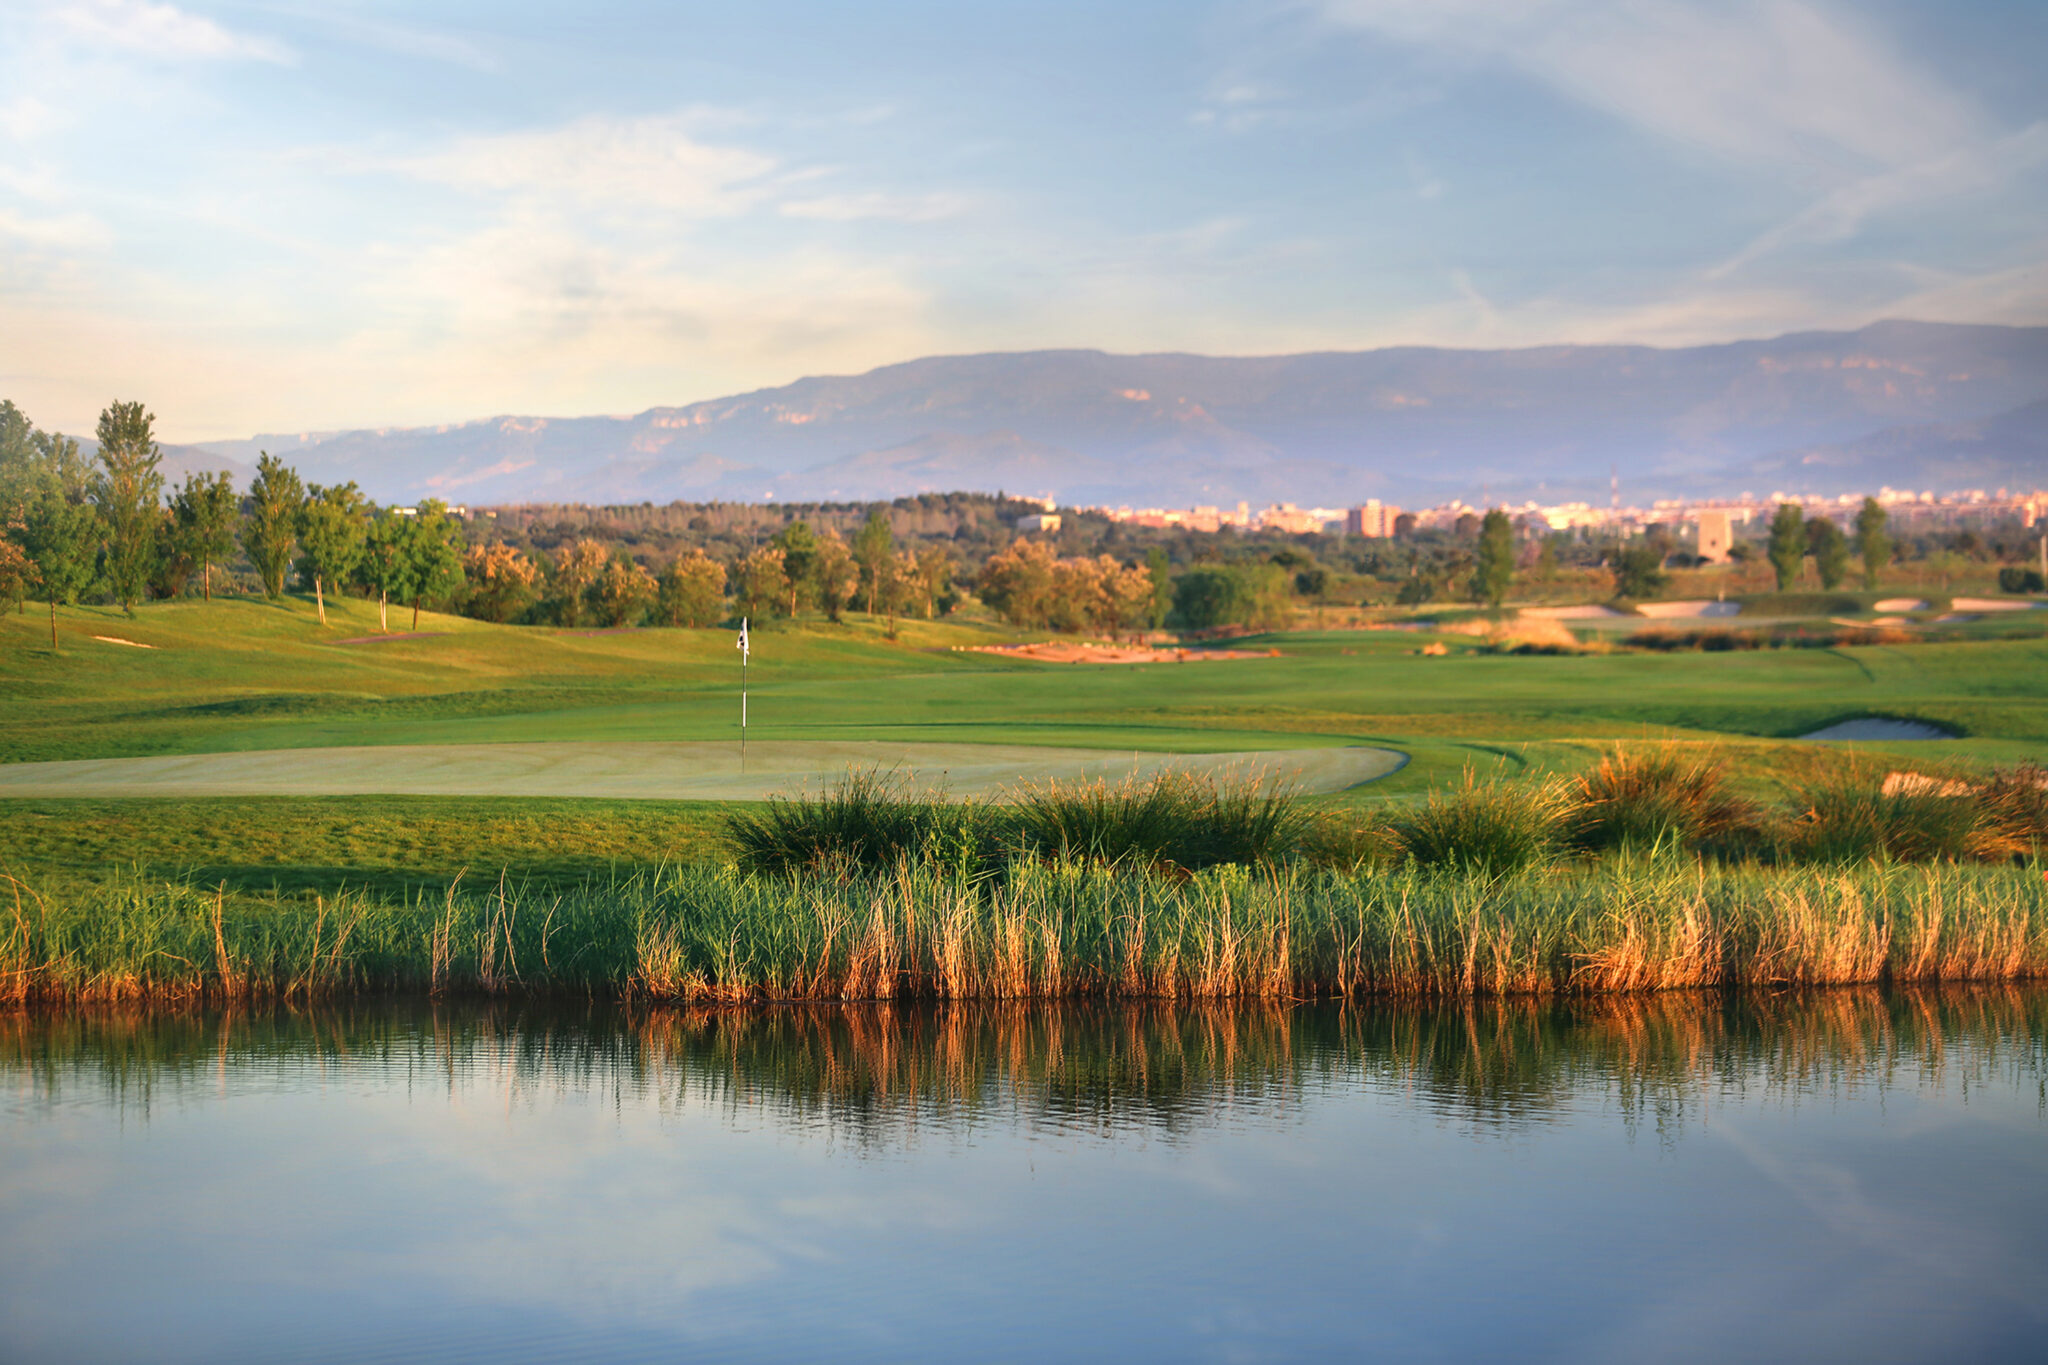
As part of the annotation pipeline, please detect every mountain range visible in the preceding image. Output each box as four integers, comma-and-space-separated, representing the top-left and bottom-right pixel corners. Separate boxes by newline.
158, 320, 2048, 509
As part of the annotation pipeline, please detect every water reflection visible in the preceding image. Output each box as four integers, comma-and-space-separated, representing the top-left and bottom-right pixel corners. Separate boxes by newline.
7, 989, 2044, 1142
3, 992, 2046, 1364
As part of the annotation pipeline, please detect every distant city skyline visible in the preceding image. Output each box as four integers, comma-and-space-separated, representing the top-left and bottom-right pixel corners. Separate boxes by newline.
3, 0, 2046, 442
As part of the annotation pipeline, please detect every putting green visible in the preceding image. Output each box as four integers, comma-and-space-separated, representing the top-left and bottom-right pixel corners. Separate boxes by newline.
0, 741, 1406, 801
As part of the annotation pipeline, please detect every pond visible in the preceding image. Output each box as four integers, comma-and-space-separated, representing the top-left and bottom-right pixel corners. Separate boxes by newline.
3, 993, 2045, 1363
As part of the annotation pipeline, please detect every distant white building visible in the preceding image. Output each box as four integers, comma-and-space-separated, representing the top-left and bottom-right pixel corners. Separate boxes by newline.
1695, 509, 1734, 563
1346, 500, 1401, 537
1015, 513, 1062, 534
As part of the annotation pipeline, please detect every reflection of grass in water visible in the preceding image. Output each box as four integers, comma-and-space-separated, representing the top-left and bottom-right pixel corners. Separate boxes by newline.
5, 859, 2046, 1004
6, 989, 2043, 1141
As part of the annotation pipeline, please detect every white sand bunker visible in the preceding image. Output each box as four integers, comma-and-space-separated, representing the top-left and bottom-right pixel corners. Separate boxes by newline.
1522, 605, 1623, 620
91, 636, 156, 648
1875, 598, 1928, 612
1802, 718, 1954, 742
1950, 597, 2040, 612
1634, 600, 1741, 619
0, 740, 1408, 801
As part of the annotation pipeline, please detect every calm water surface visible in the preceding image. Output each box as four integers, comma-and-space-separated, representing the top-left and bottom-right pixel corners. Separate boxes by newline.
3, 993, 2045, 1364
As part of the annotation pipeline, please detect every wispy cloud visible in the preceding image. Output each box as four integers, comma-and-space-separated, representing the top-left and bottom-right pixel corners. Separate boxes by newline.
780, 190, 968, 222
52, 0, 293, 64
1320, 0, 1981, 172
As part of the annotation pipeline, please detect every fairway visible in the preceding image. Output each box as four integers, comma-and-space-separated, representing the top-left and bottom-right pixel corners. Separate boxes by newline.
0, 740, 1407, 800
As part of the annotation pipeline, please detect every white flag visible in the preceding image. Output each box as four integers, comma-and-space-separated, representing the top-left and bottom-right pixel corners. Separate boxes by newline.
737, 618, 749, 662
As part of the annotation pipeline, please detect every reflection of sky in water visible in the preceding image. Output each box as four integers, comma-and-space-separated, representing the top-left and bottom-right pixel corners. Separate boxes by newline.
2, 997, 2046, 1364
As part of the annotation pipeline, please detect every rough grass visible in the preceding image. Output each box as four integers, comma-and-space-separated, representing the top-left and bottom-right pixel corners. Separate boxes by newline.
1386, 772, 1563, 873
1560, 748, 1763, 856
8, 859, 2043, 1005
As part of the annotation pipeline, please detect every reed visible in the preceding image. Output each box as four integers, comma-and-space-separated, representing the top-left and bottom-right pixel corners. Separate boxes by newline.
4, 859, 2043, 1005
1388, 771, 1563, 873
1559, 746, 1762, 856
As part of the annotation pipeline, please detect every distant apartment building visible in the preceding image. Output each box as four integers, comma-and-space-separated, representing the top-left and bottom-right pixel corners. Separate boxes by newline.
1346, 500, 1401, 537
1694, 509, 1734, 563
1015, 512, 1061, 534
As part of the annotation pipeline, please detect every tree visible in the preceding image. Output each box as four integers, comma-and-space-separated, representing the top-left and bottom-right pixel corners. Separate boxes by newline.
592, 554, 658, 627
89, 401, 165, 615
549, 538, 611, 628
736, 545, 788, 620
359, 511, 416, 633
168, 471, 239, 602
1807, 515, 1851, 591
912, 545, 952, 619
17, 490, 99, 650
1610, 543, 1669, 600
0, 401, 88, 507
1145, 546, 1171, 629
240, 453, 304, 601
463, 542, 541, 623
400, 500, 465, 630
1767, 502, 1806, 591
0, 505, 32, 617
810, 532, 856, 622
881, 549, 918, 638
771, 520, 817, 616
656, 549, 727, 627
854, 511, 893, 615
1854, 497, 1891, 591
979, 538, 1056, 627
1470, 509, 1515, 607
297, 482, 368, 625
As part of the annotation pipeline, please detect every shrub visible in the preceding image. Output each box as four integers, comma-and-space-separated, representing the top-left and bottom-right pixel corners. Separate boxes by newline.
1998, 566, 2045, 594
1390, 772, 1561, 873
1560, 748, 1763, 856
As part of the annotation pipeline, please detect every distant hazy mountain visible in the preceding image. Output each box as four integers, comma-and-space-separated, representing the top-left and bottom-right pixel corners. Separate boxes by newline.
1741, 398, 2048, 496
175, 320, 2048, 507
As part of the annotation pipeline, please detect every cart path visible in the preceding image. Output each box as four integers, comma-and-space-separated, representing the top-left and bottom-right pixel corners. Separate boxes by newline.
0, 740, 1406, 801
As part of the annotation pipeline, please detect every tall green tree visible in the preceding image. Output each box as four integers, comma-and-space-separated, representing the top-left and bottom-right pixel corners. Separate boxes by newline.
656, 549, 727, 627
89, 401, 164, 615
1853, 497, 1891, 591
359, 510, 416, 633
853, 511, 893, 615
0, 401, 89, 507
241, 454, 305, 600
1145, 546, 1171, 629
1470, 509, 1516, 607
297, 482, 368, 625
17, 490, 99, 650
400, 499, 465, 630
1807, 515, 1851, 591
771, 520, 817, 616
1611, 543, 1669, 599
167, 470, 240, 602
1767, 502, 1807, 591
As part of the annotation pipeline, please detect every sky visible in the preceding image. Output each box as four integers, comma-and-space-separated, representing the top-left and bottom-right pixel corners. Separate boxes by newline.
2, 0, 2046, 442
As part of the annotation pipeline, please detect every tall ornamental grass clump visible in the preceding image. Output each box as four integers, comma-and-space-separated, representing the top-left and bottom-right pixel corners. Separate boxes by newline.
1390, 772, 1562, 873
1013, 769, 1308, 870
1560, 747, 1762, 856
1781, 764, 1997, 865
726, 768, 1000, 875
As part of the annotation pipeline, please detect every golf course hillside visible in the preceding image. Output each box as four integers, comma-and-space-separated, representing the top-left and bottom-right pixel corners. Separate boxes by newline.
4, 590, 2046, 797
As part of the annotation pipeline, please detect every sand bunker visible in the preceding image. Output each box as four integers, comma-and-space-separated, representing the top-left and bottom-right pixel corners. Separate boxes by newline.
1875, 598, 1928, 612
1801, 718, 1953, 742
90, 636, 155, 648
1633, 600, 1742, 619
962, 642, 1272, 664
1522, 605, 1623, 620
0, 740, 1406, 801
1949, 597, 2040, 613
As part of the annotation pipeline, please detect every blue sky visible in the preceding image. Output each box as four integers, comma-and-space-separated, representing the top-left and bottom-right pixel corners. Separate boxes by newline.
3, 0, 2045, 441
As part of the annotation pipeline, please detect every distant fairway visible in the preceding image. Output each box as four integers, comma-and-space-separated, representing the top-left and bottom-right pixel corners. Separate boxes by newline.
0, 740, 1407, 800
